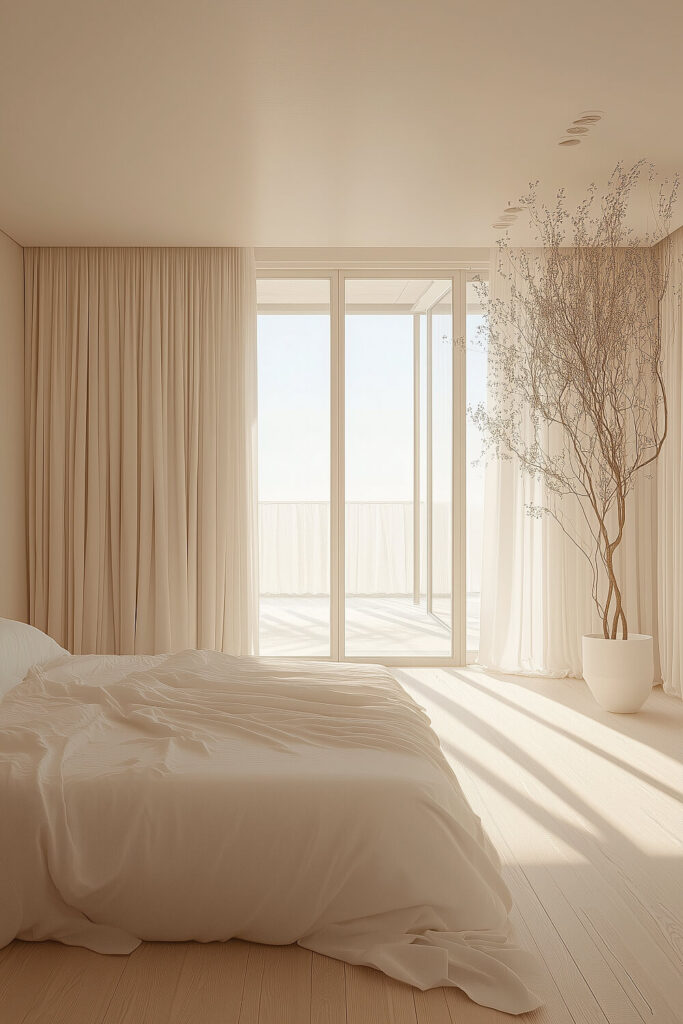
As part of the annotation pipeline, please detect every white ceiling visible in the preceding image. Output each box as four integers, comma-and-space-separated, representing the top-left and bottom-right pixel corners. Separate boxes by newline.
1, 1, 682, 247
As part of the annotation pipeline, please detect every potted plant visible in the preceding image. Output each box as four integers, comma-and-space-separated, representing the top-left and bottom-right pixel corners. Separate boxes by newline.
473, 162, 678, 712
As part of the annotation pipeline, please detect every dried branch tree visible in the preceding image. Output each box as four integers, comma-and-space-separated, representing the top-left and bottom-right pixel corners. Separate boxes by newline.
472, 162, 679, 640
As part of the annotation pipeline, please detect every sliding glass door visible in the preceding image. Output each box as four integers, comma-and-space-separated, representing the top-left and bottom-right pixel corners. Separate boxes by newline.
257, 269, 473, 664
256, 277, 332, 656
343, 278, 455, 657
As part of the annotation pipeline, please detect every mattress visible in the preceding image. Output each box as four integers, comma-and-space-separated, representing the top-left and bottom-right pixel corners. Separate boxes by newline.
0, 650, 542, 1014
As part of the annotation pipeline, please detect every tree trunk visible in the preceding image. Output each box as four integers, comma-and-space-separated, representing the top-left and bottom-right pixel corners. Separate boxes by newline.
605, 548, 627, 640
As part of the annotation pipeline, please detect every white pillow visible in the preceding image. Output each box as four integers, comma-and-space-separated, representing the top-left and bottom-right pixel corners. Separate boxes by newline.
0, 618, 69, 698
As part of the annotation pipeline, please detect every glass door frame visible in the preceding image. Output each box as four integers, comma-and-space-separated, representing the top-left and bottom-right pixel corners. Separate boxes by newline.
257, 266, 478, 667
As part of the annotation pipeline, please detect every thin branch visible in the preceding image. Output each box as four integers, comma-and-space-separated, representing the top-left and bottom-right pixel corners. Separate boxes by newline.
475, 162, 679, 639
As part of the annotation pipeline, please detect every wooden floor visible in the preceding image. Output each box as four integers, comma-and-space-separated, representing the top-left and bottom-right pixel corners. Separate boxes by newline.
258, 595, 481, 657
2, 668, 682, 1023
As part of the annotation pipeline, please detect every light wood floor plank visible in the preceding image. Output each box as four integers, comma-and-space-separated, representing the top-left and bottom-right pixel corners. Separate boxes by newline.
101, 942, 188, 1024
445, 987, 530, 1023
0, 941, 127, 1024
0, 942, 35, 1003
22, 945, 128, 1024
413, 986, 452, 1024
0, 943, 64, 1024
385, 972, 419, 1024
167, 940, 250, 1024
311, 951, 346, 1024
258, 943, 312, 1024
238, 943, 266, 1024
0, 939, 19, 969
346, 962, 417, 1024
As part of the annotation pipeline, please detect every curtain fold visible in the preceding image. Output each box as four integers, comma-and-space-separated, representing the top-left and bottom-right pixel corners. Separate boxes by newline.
25, 247, 258, 656
478, 249, 659, 678
657, 227, 683, 698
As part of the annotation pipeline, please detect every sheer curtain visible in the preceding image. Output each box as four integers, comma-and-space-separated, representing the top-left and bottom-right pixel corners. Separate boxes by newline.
658, 226, 683, 698
479, 249, 659, 678
25, 247, 258, 656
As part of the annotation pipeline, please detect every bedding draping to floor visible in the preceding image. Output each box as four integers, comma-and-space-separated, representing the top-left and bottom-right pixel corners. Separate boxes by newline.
0, 652, 542, 1014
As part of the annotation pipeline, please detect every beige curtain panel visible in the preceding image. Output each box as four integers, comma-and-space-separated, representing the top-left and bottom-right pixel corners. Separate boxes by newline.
658, 226, 683, 698
25, 247, 258, 656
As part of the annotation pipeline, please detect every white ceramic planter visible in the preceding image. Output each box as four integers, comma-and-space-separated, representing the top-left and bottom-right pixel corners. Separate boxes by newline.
582, 633, 653, 713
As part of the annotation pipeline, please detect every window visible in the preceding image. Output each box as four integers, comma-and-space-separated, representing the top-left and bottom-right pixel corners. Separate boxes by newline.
257, 270, 487, 663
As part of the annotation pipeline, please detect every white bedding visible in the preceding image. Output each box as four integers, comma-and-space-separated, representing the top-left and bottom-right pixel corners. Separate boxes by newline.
0, 650, 542, 1014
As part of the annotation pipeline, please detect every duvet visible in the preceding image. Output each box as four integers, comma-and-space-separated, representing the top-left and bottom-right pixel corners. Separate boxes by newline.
0, 650, 542, 1013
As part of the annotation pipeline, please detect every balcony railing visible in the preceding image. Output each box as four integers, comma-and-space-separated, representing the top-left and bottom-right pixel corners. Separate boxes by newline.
258, 500, 482, 597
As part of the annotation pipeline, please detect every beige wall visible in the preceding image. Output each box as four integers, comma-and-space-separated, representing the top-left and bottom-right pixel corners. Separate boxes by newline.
0, 229, 27, 620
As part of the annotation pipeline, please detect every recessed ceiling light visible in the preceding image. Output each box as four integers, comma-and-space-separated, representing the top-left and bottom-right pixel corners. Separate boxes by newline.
504, 206, 523, 214
566, 126, 589, 135
558, 138, 581, 146
575, 110, 603, 123
492, 222, 510, 229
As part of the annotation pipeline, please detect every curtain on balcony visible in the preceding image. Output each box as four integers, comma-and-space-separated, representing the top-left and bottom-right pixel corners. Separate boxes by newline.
25, 247, 258, 656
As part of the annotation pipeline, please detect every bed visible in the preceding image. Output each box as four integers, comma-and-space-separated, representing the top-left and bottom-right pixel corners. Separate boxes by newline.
0, 620, 542, 1015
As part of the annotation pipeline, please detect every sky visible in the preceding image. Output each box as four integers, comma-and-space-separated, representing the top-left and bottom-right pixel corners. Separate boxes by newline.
257, 313, 487, 503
